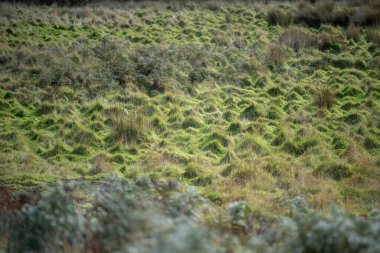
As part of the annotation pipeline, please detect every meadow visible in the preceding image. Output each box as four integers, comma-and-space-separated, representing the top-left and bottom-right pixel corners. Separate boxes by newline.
0, 0, 380, 252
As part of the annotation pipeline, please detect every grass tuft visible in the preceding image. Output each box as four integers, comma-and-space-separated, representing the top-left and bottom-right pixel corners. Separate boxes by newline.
267, 7, 291, 26
314, 86, 335, 109
108, 112, 149, 145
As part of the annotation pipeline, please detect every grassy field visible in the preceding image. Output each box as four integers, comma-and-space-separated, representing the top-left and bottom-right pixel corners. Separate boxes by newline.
1, 0, 380, 252
1, 0, 380, 215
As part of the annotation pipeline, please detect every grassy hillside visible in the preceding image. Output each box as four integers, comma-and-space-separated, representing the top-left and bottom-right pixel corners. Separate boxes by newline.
0, 0, 379, 218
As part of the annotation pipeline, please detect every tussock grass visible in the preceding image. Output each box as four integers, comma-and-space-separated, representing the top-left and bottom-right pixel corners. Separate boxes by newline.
108, 111, 150, 145
314, 86, 335, 109
346, 23, 361, 41
265, 44, 286, 66
267, 7, 291, 26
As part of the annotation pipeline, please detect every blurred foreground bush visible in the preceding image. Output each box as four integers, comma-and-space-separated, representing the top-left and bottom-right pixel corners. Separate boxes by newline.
2, 180, 380, 253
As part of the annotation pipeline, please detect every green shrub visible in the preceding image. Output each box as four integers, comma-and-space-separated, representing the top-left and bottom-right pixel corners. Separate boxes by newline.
89, 179, 215, 253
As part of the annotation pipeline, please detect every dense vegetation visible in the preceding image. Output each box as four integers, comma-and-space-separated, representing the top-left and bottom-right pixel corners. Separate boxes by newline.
1, 179, 380, 253
0, 0, 379, 251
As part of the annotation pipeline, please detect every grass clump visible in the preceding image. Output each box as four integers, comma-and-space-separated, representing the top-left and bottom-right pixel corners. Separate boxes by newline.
228, 121, 241, 135
294, 1, 323, 28
346, 23, 361, 42
314, 162, 353, 181
282, 140, 305, 157
267, 86, 284, 97
343, 113, 362, 125
108, 112, 149, 145
240, 103, 262, 120
317, 32, 343, 52
41, 141, 71, 158
72, 145, 90, 156
265, 44, 286, 66
279, 28, 317, 51
267, 7, 291, 26
332, 133, 349, 151
314, 86, 335, 109
182, 117, 203, 129
352, 0, 380, 26
294, 0, 349, 27
364, 135, 380, 151
71, 123, 100, 146
202, 140, 224, 155
367, 29, 380, 47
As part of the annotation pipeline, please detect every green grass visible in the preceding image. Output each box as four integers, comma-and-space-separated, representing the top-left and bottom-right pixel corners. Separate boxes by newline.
0, 1, 379, 216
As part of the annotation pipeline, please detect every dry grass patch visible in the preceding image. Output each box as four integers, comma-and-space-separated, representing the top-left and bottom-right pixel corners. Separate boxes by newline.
108, 111, 150, 145
265, 44, 286, 66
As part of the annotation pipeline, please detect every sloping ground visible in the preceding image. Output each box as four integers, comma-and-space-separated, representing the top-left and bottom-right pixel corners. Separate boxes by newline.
0, 1, 379, 215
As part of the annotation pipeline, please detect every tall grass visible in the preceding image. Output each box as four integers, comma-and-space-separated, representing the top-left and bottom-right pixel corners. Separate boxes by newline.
109, 111, 150, 145
267, 7, 291, 26
265, 44, 286, 66
314, 86, 335, 109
